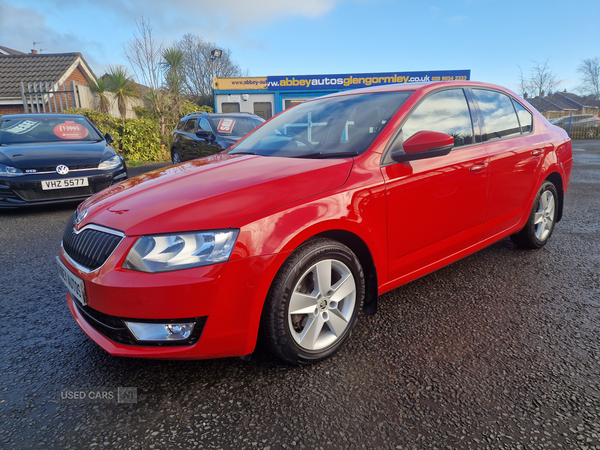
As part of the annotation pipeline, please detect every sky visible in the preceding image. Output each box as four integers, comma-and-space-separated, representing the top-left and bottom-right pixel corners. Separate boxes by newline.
1, 0, 599, 95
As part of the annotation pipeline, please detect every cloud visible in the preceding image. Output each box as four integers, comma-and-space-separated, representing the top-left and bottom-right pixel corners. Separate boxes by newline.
0, 1, 109, 73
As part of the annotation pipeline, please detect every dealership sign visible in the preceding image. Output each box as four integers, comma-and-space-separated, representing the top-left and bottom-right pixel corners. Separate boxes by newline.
266, 70, 470, 90
215, 70, 471, 92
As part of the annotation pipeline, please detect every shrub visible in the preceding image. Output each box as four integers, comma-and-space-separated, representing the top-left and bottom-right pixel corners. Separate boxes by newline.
120, 119, 164, 161
64, 108, 166, 162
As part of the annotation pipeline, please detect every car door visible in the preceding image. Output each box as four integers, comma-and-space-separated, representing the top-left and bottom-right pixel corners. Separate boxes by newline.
470, 89, 548, 239
193, 118, 223, 157
382, 88, 489, 282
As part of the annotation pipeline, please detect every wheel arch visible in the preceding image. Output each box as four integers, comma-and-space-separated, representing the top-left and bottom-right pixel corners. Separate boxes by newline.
545, 171, 564, 222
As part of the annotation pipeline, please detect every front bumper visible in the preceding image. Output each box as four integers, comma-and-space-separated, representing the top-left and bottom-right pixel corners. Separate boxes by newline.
0, 167, 127, 208
60, 248, 286, 360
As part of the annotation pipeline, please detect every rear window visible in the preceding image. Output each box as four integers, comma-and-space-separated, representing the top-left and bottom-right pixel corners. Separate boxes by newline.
0, 116, 102, 144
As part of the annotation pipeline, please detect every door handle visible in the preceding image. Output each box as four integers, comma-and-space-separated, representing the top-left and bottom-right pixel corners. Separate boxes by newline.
532, 149, 543, 157
469, 162, 488, 173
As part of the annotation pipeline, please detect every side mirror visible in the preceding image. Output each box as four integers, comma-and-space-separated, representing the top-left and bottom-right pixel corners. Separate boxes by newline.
104, 133, 114, 144
391, 130, 454, 163
195, 130, 214, 140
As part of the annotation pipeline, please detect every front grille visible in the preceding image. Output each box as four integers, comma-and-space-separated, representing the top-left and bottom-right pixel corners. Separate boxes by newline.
62, 213, 124, 271
27, 163, 99, 173
15, 181, 112, 201
74, 301, 207, 347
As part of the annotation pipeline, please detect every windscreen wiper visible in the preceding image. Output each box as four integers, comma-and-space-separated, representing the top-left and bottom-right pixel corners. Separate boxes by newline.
293, 151, 359, 159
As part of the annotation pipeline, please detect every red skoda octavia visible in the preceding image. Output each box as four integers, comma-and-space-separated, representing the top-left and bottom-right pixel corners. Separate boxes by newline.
57, 81, 573, 365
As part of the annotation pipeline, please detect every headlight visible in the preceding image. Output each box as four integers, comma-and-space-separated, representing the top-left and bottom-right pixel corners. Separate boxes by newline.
98, 155, 122, 171
123, 230, 239, 273
0, 163, 24, 177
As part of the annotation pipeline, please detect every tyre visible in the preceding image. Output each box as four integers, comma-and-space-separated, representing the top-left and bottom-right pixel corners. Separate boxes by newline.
586, 128, 598, 139
261, 238, 365, 365
171, 148, 182, 164
510, 181, 558, 249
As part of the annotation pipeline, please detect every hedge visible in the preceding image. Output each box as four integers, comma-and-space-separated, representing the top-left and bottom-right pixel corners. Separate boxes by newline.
63, 108, 164, 162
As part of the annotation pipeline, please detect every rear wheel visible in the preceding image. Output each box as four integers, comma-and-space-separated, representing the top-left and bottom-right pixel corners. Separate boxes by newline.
510, 181, 558, 249
171, 148, 182, 164
261, 239, 364, 365
586, 128, 598, 139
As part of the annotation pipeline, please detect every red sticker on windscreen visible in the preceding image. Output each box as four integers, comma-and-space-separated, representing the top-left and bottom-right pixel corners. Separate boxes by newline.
53, 121, 89, 140
217, 118, 235, 133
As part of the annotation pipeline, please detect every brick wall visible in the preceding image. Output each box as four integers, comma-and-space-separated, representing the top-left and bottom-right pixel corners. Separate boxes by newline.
0, 105, 25, 115
65, 67, 89, 86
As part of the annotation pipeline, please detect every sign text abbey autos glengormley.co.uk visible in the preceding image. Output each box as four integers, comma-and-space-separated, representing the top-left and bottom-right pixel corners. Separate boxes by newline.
217, 70, 471, 91
266, 70, 470, 90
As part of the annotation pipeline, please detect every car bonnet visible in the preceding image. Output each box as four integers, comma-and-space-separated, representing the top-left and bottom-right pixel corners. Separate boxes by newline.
76, 153, 353, 236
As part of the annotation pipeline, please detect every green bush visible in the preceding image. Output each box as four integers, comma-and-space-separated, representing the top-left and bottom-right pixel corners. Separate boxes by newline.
64, 108, 166, 162
120, 119, 164, 161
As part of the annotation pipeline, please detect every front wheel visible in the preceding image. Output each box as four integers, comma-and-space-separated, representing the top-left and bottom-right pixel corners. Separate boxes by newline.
260, 239, 365, 365
510, 181, 559, 249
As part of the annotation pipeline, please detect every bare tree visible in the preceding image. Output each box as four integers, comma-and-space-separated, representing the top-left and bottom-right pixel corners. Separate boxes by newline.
125, 17, 163, 92
175, 34, 247, 106
124, 17, 172, 133
517, 64, 528, 97
527, 58, 562, 98
577, 57, 600, 100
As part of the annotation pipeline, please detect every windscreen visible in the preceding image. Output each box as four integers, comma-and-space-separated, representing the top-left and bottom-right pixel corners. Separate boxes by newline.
0, 116, 103, 144
228, 91, 413, 158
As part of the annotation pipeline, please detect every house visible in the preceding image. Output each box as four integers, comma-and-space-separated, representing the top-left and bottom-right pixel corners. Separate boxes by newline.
524, 91, 600, 119
0, 46, 96, 115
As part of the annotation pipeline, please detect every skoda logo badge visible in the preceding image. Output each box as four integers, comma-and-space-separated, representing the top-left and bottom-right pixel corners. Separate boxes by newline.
56, 164, 69, 175
75, 209, 88, 226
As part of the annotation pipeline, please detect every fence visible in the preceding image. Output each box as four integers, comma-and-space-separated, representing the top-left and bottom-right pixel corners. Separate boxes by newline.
542, 110, 600, 140
19, 81, 95, 113
19, 80, 144, 119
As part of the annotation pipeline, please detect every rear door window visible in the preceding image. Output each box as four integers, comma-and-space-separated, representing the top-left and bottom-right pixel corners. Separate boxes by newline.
513, 101, 533, 133
472, 89, 521, 141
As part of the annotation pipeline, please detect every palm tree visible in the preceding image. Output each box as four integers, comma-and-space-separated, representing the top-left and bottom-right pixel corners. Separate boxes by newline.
89, 77, 111, 114
106, 66, 138, 126
161, 47, 185, 96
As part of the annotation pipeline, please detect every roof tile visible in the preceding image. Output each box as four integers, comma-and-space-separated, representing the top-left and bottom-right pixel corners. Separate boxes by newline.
0, 53, 82, 98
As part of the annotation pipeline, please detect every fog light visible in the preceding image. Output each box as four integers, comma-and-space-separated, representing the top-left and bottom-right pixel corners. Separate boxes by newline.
125, 322, 194, 341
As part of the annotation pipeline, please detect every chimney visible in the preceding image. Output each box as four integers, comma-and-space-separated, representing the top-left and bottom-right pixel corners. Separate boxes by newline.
524, 92, 528, 99
541, 90, 545, 98
31, 49, 38, 54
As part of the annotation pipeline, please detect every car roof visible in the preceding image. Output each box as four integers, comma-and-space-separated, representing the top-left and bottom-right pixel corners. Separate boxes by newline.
0, 113, 86, 120
182, 112, 263, 120
316, 80, 523, 101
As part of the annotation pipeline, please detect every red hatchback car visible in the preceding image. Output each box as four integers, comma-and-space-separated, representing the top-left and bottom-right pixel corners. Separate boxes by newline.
57, 81, 573, 365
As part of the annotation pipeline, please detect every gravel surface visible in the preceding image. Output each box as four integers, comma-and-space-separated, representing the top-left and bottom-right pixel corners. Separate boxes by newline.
1, 143, 599, 450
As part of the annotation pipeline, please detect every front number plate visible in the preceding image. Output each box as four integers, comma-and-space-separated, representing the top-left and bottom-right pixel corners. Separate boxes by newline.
56, 256, 87, 306
42, 178, 89, 190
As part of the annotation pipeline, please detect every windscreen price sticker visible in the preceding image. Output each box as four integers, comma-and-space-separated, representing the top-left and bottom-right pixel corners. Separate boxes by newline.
53, 121, 89, 140
217, 118, 235, 133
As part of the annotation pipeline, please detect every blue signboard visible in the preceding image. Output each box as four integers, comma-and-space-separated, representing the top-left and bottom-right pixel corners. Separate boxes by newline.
266, 70, 470, 91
